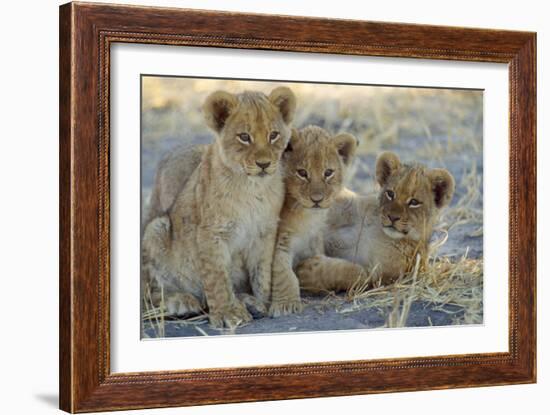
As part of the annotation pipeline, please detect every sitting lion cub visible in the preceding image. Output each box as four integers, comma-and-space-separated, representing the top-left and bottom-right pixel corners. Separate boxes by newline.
142, 87, 296, 328
269, 126, 367, 317
319, 151, 455, 284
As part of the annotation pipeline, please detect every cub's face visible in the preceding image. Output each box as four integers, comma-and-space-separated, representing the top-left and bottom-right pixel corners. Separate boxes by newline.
284, 126, 357, 210
202, 87, 296, 177
375, 151, 455, 241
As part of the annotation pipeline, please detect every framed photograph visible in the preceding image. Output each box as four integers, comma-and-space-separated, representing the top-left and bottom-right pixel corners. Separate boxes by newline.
59, 2, 536, 412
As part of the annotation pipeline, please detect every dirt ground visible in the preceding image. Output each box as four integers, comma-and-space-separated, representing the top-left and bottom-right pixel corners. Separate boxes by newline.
143, 297, 465, 338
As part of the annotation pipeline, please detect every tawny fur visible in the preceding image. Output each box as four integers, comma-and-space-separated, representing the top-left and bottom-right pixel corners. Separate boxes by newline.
269, 126, 366, 317
324, 151, 455, 284
143, 144, 206, 230
142, 87, 296, 328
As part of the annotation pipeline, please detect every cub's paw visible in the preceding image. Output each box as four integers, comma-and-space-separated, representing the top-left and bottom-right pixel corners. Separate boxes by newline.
165, 293, 203, 318
269, 299, 303, 318
208, 301, 252, 328
151, 215, 170, 232
143, 216, 171, 258
237, 293, 267, 319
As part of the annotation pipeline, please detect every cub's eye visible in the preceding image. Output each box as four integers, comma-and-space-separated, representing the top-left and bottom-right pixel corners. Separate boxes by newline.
296, 169, 308, 179
385, 190, 395, 200
237, 133, 251, 144
324, 169, 335, 178
269, 131, 280, 142
408, 198, 422, 208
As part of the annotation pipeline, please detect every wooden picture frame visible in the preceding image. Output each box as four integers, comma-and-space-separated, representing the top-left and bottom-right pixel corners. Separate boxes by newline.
59, 2, 536, 412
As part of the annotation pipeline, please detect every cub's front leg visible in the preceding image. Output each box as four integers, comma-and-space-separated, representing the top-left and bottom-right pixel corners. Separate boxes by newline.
269, 235, 303, 317
197, 226, 252, 328
296, 255, 368, 294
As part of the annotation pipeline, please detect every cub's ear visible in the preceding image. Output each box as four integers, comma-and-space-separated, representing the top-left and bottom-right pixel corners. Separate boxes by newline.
333, 133, 358, 166
202, 91, 238, 133
428, 168, 455, 208
269, 87, 296, 125
376, 151, 401, 187
284, 128, 300, 153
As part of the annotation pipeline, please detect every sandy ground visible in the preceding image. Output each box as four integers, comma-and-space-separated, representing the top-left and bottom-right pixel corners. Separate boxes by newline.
143, 297, 464, 338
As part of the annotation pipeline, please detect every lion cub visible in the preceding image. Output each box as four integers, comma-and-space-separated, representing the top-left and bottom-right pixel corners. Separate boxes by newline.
269, 126, 366, 317
320, 151, 455, 284
142, 87, 296, 328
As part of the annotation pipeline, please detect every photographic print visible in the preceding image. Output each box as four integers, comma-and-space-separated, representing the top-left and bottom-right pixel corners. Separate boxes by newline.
140, 76, 483, 338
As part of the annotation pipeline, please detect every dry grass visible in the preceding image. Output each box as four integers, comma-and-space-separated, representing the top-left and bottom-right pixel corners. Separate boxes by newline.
440, 160, 483, 236
335, 247, 483, 328
141, 77, 482, 153
142, 292, 210, 338
141, 285, 250, 337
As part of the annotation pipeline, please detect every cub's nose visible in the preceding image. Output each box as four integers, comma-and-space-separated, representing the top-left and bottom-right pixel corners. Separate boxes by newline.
388, 214, 400, 223
256, 161, 271, 170
311, 193, 324, 204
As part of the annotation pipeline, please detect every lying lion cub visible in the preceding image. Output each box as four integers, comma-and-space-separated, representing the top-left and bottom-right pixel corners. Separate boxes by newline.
142, 87, 296, 328
319, 151, 455, 284
269, 126, 367, 317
